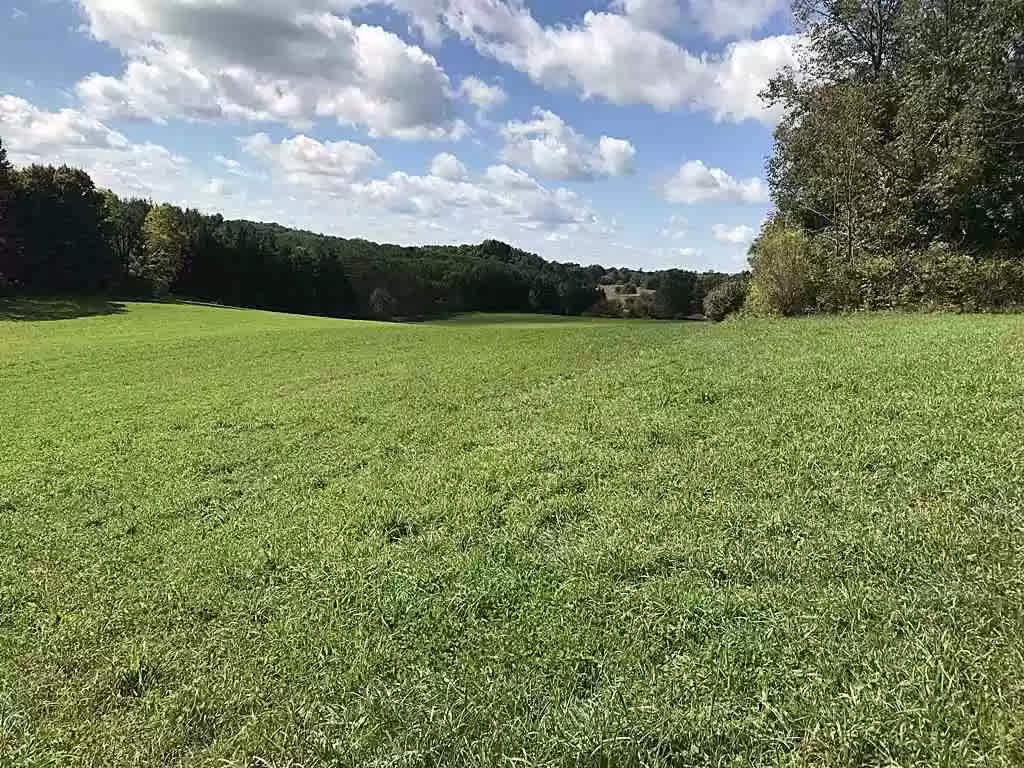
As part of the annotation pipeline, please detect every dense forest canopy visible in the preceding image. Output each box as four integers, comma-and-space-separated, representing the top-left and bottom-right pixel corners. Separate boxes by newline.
750, 0, 1024, 314
0, 138, 739, 321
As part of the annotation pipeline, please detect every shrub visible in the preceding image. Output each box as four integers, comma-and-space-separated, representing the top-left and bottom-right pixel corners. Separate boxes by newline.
624, 293, 657, 318
582, 296, 622, 317
890, 245, 1024, 311
746, 221, 816, 316
703, 280, 748, 321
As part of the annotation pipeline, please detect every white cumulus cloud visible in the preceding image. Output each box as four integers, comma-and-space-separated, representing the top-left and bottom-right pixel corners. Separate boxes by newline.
690, 0, 788, 40
660, 214, 689, 240
430, 152, 469, 180
610, 0, 683, 32
500, 108, 636, 181
74, 0, 465, 139
0, 93, 235, 206
613, 0, 787, 40
712, 223, 756, 243
458, 76, 507, 113
241, 132, 380, 194
663, 160, 769, 204
441, 1, 797, 123
237, 133, 603, 235
0, 94, 130, 154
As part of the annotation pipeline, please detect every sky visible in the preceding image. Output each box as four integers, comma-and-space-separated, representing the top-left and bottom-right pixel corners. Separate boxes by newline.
0, 0, 797, 272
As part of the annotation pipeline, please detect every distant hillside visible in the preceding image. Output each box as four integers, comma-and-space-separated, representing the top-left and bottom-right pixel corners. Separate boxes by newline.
0, 150, 745, 320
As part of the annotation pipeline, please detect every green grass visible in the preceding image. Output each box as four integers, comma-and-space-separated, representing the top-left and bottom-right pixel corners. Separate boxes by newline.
3, 301, 1024, 767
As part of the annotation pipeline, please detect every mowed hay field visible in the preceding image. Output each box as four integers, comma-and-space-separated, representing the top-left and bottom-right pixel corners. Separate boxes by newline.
3, 302, 1024, 767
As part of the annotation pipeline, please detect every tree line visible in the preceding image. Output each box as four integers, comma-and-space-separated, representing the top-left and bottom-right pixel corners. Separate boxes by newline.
743, 0, 1024, 316
0, 139, 740, 321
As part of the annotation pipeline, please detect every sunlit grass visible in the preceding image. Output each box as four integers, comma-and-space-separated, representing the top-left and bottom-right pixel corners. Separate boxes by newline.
2, 301, 1024, 766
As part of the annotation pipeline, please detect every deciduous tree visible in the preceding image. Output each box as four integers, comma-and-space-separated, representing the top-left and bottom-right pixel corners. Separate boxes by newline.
137, 204, 186, 297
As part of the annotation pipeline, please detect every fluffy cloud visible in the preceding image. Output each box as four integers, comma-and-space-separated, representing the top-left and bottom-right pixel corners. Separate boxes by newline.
0, 94, 130, 155
430, 152, 469, 180
348, 166, 597, 230
660, 214, 688, 240
243, 133, 378, 178
663, 160, 769, 204
240, 133, 601, 234
74, 0, 464, 139
598, 137, 638, 177
613, 0, 786, 40
500, 108, 636, 181
459, 76, 507, 113
69, 0, 795, 136
704, 35, 798, 122
484, 163, 542, 190
712, 223, 756, 243
690, 0, 788, 40
441, 1, 797, 123
0, 94, 216, 203
609, 0, 683, 32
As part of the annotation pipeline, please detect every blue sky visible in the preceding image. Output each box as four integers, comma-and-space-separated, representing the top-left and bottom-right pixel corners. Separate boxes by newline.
0, 0, 797, 271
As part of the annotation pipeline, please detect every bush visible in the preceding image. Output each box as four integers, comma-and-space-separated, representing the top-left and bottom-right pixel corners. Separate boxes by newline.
815, 243, 1024, 312
623, 293, 657, 318
746, 221, 816, 316
582, 296, 623, 317
703, 280, 748, 321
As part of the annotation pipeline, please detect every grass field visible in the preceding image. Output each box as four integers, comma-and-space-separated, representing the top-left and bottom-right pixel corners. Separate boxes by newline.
3, 300, 1024, 766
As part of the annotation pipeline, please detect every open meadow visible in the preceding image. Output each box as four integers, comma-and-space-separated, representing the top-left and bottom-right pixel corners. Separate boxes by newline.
3, 300, 1024, 766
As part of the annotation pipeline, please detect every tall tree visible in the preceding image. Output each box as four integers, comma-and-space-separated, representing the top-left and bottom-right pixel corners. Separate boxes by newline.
137, 204, 186, 297
767, 0, 1024, 264
101, 191, 150, 291
12, 164, 109, 293
0, 138, 22, 290
656, 269, 699, 317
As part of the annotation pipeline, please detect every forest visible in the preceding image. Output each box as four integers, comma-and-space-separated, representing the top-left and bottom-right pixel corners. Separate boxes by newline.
0, 140, 737, 321
747, 0, 1024, 314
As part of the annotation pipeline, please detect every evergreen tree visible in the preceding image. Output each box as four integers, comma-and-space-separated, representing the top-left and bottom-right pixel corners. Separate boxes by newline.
0, 138, 21, 291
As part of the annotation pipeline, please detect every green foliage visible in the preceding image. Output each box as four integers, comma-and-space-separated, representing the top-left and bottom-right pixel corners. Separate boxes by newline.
870, 246, 1024, 311
622, 291, 657, 318
4, 303, 1024, 763
0, 146, 744, 321
746, 220, 816, 316
655, 269, 699, 317
797, 239, 1024, 313
0, 138, 21, 289
702, 279, 748, 321
10, 164, 111, 293
101, 192, 150, 293
766, 0, 1024, 305
136, 204, 186, 297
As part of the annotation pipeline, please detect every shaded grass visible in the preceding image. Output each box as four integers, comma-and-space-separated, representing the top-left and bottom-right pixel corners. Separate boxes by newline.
0, 295, 126, 321
2, 302, 1024, 766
